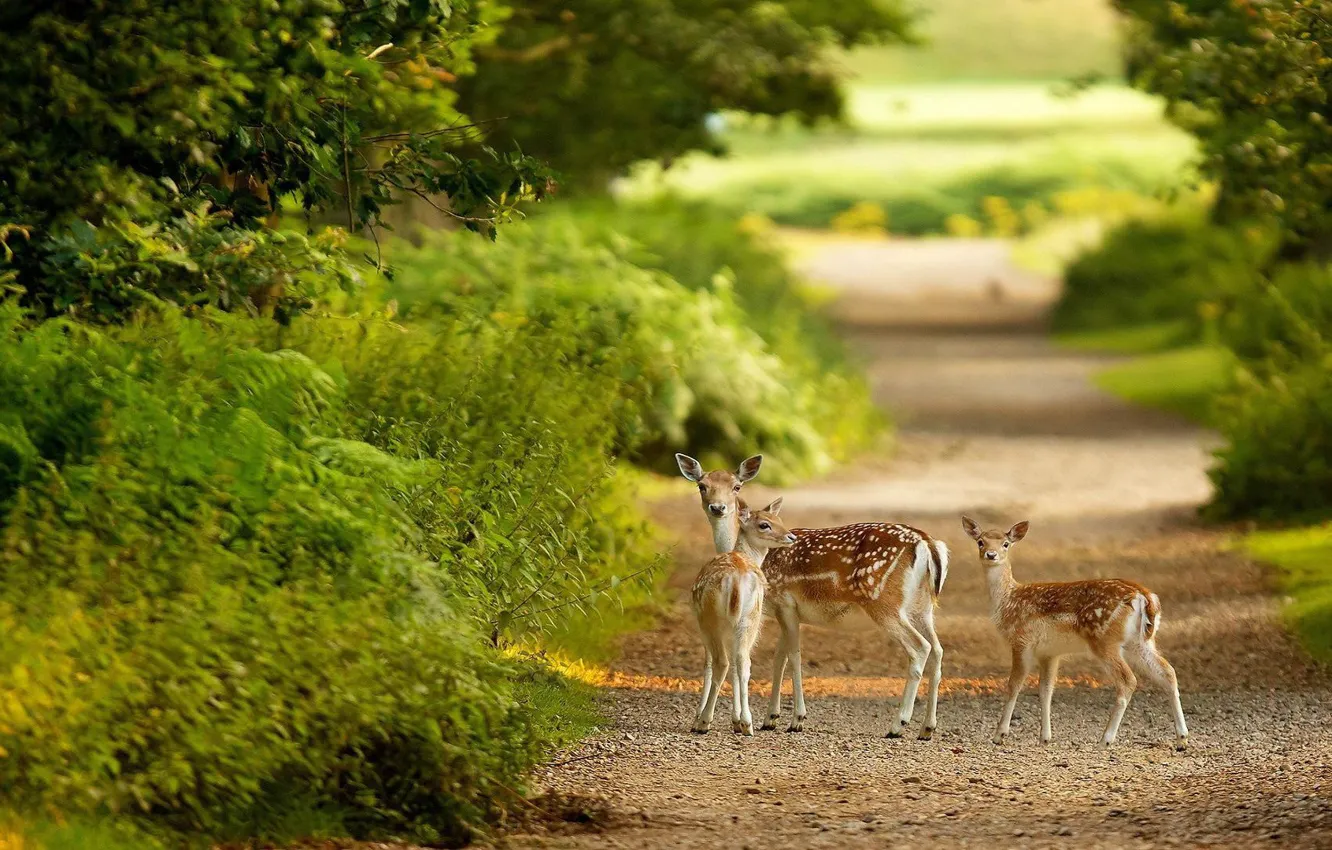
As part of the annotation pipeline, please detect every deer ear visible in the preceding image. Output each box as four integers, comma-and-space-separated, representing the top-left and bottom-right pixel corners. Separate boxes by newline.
762, 496, 783, 516
1007, 520, 1030, 542
738, 503, 753, 523
675, 453, 704, 482
961, 515, 982, 540
737, 454, 762, 483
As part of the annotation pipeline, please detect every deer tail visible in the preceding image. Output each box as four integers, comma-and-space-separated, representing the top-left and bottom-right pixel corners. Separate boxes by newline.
1134, 592, 1161, 642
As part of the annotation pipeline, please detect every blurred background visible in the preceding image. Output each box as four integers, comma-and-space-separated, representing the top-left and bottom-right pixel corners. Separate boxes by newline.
2, 0, 1330, 847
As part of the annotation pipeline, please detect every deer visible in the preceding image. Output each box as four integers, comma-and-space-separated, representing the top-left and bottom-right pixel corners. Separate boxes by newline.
961, 516, 1189, 749
691, 498, 796, 735
676, 453, 949, 739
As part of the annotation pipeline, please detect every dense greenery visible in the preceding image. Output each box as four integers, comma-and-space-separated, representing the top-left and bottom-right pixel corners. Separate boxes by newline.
1053, 214, 1273, 333
0, 289, 655, 843
0, 193, 877, 844
458, 0, 913, 187
1117, 0, 1332, 257
388, 203, 879, 480
0, 1, 555, 320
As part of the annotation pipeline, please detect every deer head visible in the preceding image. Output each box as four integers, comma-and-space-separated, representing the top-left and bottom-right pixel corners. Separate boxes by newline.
676, 453, 762, 518
961, 515, 1028, 566
735, 497, 797, 562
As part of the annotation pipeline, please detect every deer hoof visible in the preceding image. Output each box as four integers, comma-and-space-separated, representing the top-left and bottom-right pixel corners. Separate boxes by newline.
691, 725, 709, 734
992, 734, 1006, 745
760, 716, 779, 731
917, 727, 934, 741
1174, 736, 1189, 752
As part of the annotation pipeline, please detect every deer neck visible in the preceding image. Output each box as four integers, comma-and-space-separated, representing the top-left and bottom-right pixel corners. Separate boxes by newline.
733, 536, 769, 568
709, 511, 741, 554
986, 562, 1019, 611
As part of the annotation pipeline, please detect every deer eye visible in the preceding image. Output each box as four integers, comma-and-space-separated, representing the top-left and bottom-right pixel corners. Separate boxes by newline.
698, 484, 706, 492
733, 483, 742, 492
759, 522, 771, 531
1003, 541, 1010, 549
977, 540, 985, 548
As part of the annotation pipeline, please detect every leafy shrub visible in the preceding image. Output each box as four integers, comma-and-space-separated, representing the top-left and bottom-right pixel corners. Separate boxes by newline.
0, 300, 656, 843
1208, 347, 1332, 522
387, 206, 880, 480
1053, 215, 1273, 333
1217, 261, 1332, 364
831, 202, 889, 236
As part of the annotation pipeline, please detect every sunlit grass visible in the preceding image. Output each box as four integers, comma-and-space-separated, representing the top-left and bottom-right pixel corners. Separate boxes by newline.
623, 82, 1194, 233
839, 0, 1124, 84
1056, 320, 1194, 355
1244, 524, 1332, 663
1091, 344, 1232, 425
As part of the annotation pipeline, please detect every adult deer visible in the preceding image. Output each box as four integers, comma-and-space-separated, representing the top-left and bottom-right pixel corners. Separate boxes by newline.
691, 499, 796, 735
676, 453, 949, 738
961, 516, 1188, 749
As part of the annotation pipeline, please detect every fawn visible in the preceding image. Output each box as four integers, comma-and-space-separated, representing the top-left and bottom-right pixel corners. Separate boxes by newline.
691, 498, 796, 735
677, 453, 949, 738
961, 516, 1189, 749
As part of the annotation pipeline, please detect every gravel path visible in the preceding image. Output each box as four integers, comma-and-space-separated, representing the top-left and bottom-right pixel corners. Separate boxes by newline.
505, 237, 1332, 849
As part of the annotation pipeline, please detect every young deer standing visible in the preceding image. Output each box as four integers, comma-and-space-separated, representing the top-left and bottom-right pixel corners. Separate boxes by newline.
961, 516, 1189, 749
691, 499, 796, 735
676, 454, 949, 739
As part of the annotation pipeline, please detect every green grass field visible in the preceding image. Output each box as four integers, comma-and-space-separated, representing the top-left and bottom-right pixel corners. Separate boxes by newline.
620, 0, 1192, 233
1245, 526, 1332, 664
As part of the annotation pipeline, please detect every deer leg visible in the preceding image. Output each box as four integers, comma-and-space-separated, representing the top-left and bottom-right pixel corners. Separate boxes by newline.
1133, 642, 1189, 749
761, 627, 789, 731
995, 647, 1031, 744
1101, 650, 1137, 745
696, 643, 729, 734
882, 612, 931, 739
781, 607, 807, 732
1038, 655, 1060, 745
691, 649, 713, 733
730, 628, 753, 735
913, 603, 945, 740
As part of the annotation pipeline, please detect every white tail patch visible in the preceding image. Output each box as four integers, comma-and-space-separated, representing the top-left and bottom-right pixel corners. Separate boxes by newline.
930, 539, 949, 596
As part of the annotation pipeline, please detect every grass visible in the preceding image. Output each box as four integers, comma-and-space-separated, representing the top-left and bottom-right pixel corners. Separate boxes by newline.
1056, 320, 1195, 355
841, 0, 1124, 84
623, 82, 1194, 233
1244, 525, 1332, 664
619, 0, 1191, 233
1091, 344, 1231, 425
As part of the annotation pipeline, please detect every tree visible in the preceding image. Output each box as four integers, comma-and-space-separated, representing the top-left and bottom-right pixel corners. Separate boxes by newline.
0, 0, 551, 319
457, 0, 914, 188
1116, 0, 1332, 257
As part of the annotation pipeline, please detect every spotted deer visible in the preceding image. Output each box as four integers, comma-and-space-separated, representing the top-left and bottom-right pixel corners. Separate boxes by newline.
961, 516, 1189, 749
676, 453, 949, 739
691, 499, 796, 735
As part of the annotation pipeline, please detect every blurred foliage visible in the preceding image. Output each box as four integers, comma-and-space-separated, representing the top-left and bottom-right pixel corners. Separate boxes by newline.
1052, 213, 1275, 333
387, 201, 881, 481
1116, 0, 1332, 257
0, 1, 551, 320
831, 201, 889, 236
0, 295, 656, 843
458, 0, 914, 188
1245, 524, 1332, 663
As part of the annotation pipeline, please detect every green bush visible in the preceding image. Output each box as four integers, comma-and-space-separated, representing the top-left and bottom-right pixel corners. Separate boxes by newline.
1052, 215, 1272, 333
387, 206, 881, 480
1208, 348, 1332, 523
0, 299, 655, 844
1218, 261, 1332, 364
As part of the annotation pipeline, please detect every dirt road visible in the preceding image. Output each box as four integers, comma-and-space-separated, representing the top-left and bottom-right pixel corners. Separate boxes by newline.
511, 237, 1332, 848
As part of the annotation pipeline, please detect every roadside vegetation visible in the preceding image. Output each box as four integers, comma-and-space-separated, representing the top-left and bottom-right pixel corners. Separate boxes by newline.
1049, 0, 1332, 663
621, 0, 1195, 236
0, 2, 896, 846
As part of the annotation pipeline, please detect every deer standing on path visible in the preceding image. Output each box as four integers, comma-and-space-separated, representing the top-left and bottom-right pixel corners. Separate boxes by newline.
961, 516, 1189, 749
691, 499, 796, 735
676, 454, 949, 738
